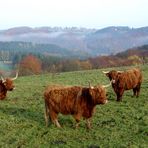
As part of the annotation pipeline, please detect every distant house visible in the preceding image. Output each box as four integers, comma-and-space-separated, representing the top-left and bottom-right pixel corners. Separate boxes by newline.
0, 61, 13, 71
3, 61, 12, 64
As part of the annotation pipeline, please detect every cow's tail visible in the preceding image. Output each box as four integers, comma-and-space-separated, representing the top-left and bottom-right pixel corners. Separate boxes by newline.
44, 100, 49, 127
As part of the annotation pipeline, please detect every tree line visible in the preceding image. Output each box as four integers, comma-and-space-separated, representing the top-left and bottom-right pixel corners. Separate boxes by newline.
0, 43, 148, 76
18, 46, 148, 76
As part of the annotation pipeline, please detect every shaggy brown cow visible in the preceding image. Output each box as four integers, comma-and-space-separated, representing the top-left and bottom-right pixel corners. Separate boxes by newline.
0, 72, 18, 100
44, 84, 110, 129
103, 68, 142, 101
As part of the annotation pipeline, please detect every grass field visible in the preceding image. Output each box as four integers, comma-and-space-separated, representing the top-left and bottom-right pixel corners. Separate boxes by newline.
0, 65, 148, 148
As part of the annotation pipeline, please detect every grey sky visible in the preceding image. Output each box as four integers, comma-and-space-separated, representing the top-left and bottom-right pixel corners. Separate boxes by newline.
0, 0, 148, 29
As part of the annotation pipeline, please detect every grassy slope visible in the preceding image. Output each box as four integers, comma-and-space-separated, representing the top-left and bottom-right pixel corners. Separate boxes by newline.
0, 65, 147, 148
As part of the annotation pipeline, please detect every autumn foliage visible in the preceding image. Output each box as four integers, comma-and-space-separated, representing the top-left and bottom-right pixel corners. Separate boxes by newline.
17, 46, 148, 75
19, 55, 42, 75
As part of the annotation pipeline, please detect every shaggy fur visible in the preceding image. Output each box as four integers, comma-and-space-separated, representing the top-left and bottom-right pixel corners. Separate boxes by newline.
0, 79, 15, 100
105, 68, 142, 101
44, 85, 108, 129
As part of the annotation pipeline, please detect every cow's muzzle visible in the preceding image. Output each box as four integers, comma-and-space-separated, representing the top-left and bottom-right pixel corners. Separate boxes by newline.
112, 79, 115, 84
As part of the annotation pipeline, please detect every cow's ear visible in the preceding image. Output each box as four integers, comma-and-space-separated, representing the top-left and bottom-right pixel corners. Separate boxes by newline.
102, 71, 109, 77
106, 73, 109, 77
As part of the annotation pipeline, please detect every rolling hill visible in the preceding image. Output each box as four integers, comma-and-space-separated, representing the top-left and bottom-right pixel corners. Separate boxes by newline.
0, 41, 89, 59
0, 26, 148, 56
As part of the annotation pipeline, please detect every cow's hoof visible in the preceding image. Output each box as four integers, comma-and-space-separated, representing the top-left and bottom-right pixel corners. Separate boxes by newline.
117, 99, 122, 102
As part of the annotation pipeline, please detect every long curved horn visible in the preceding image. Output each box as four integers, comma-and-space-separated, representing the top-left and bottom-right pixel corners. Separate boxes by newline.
117, 71, 123, 73
102, 71, 109, 74
88, 81, 91, 87
11, 71, 18, 81
1, 76, 6, 83
102, 81, 112, 88
88, 81, 94, 89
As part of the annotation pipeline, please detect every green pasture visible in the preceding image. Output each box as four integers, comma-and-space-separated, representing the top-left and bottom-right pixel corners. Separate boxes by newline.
0, 65, 147, 147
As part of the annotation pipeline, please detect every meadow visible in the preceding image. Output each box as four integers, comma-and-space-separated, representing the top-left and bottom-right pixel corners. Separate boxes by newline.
0, 65, 147, 148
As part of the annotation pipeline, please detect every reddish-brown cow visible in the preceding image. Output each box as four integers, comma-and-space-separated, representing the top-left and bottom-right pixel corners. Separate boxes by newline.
0, 72, 18, 100
44, 84, 109, 129
103, 68, 142, 101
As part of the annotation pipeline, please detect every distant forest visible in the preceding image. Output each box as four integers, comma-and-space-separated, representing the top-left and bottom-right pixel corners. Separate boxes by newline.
0, 41, 148, 75
0, 41, 88, 62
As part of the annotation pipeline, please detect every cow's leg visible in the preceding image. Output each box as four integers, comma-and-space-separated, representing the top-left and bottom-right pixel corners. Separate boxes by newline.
116, 89, 124, 101
54, 119, 62, 128
73, 114, 81, 128
75, 121, 80, 128
49, 111, 61, 128
86, 118, 91, 129
132, 88, 137, 97
136, 83, 141, 97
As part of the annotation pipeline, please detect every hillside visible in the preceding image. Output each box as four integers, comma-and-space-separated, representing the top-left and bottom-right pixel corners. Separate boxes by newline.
0, 42, 147, 74
0, 65, 147, 147
89, 45, 148, 69
116, 44, 148, 58
0, 41, 89, 60
86, 26, 148, 55
0, 26, 148, 56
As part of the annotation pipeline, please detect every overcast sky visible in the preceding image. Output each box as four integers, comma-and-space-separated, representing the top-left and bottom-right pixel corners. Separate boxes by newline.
0, 0, 148, 30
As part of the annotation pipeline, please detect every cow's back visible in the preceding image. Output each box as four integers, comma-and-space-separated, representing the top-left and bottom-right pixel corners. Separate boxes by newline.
44, 86, 82, 114
119, 68, 142, 90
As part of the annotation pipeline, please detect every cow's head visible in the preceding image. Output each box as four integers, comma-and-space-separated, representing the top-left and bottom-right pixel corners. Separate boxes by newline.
1, 72, 18, 91
89, 86, 108, 104
103, 70, 123, 84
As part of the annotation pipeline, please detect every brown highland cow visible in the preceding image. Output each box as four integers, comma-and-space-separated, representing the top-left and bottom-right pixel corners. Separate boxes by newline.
103, 68, 142, 101
0, 72, 18, 100
44, 83, 110, 129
